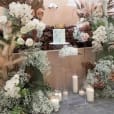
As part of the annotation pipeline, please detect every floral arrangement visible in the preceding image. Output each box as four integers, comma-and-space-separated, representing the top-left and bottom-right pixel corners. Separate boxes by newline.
82, 0, 114, 98
73, 0, 105, 43
86, 56, 114, 98
32, 91, 59, 114
73, 27, 90, 42
0, 1, 46, 79
0, 2, 45, 43
0, 1, 59, 114
59, 45, 78, 57
0, 70, 58, 114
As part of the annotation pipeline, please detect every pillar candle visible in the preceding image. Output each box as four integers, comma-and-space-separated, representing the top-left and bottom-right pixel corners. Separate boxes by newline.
54, 91, 62, 102
63, 90, 68, 96
50, 96, 60, 108
86, 86, 94, 102
72, 75, 78, 93
79, 89, 85, 96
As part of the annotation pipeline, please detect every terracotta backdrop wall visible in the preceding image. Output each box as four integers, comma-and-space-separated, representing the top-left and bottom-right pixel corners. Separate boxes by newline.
43, 0, 79, 26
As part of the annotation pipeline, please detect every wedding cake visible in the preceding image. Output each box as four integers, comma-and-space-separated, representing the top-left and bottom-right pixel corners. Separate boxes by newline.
52, 29, 66, 44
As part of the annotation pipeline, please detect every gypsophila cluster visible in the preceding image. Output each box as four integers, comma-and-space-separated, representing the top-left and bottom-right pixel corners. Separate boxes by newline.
32, 90, 54, 114
24, 51, 50, 74
0, 90, 20, 113
92, 26, 107, 51
20, 18, 45, 36
95, 59, 112, 80
59, 45, 78, 57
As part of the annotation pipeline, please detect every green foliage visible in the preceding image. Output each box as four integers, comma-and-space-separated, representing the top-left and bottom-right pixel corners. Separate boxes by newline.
8, 15, 22, 34
25, 66, 51, 91
20, 88, 30, 97
24, 51, 50, 74
18, 50, 51, 91
95, 43, 109, 60
10, 106, 26, 114
91, 17, 106, 31
95, 42, 114, 61
108, 17, 114, 25
20, 88, 32, 114
95, 83, 114, 98
0, 90, 20, 113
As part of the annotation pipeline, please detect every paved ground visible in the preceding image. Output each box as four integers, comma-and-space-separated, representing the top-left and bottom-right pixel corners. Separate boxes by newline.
53, 93, 114, 114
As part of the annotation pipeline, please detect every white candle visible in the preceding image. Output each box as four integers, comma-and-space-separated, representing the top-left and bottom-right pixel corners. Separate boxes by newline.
54, 91, 62, 102
79, 89, 85, 96
72, 75, 78, 93
86, 86, 94, 102
50, 97, 60, 107
63, 90, 68, 96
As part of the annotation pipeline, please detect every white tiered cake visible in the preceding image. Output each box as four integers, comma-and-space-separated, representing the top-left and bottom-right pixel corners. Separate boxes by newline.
51, 29, 68, 45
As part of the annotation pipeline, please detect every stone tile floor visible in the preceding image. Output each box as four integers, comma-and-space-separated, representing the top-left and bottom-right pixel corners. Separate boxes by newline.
53, 93, 114, 114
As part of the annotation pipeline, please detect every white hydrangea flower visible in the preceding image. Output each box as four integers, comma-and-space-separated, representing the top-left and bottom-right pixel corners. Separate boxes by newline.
36, 21, 46, 38
92, 26, 107, 42
3, 33, 9, 40
25, 38, 34, 47
9, 2, 33, 25
21, 19, 39, 34
5, 86, 20, 98
4, 74, 20, 98
0, 16, 7, 24
92, 40, 103, 51
92, 26, 107, 51
17, 37, 25, 45
36, 21, 46, 31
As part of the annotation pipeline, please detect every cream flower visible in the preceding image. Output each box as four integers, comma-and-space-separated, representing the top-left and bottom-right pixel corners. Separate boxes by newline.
17, 37, 25, 45
0, 16, 7, 24
9, 2, 33, 25
25, 38, 34, 47
4, 74, 20, 98
20, 26, 28, 34
36, 21, 46, 38
21, 19, 39, 34
81, 33, 90, 42
36, 21, 46, 31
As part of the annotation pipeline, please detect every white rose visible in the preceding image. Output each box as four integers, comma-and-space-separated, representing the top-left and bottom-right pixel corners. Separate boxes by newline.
3, 34, 9, 40
13, 74, 20, 79
21, 20, 37, 34
25, 38, 34, 47
37, 21, 46, 31
20, 26, 28, 34
0, 16, 7, 24
17, 37, 25, 45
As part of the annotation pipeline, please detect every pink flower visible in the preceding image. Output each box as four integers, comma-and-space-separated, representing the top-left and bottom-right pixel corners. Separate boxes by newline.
81, 33, 90, 42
